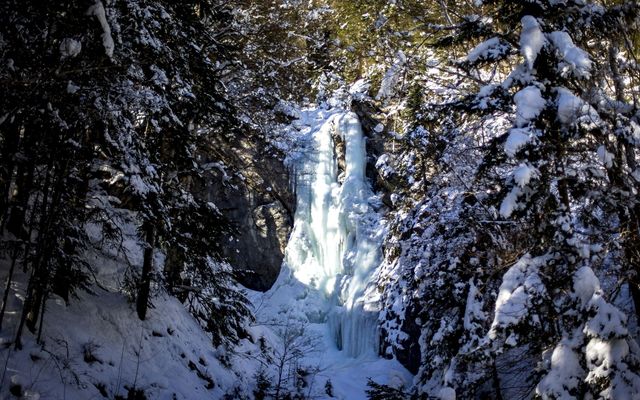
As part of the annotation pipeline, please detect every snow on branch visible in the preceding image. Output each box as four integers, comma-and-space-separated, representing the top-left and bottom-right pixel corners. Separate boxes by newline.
87, 1, 114, 58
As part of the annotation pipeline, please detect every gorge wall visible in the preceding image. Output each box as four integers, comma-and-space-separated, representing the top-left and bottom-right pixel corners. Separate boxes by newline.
200, 132, 296, 292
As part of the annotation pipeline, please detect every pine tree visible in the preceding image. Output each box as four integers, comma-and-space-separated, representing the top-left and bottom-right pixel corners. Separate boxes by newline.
397, 0, 640, 398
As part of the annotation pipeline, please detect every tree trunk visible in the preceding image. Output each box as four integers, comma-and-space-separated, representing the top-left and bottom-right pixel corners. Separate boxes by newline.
6, 161, 34, 238
10, 191, 40, 347
608, 45, 640, 321
136, 221, 156, 320
164, 246, 184, 300
0, 120, 21, 229
492, 359, 503, 400
0, 245, 21, 332
25, 279, 44, 333
624, 205, 640, 319
14, 277, 34, 350
36, 292, 47, 344
20, 165, 61, 340
52, 235, 76, 303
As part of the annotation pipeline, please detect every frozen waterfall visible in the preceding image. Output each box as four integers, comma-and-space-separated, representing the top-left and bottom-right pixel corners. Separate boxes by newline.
285, 110, 383, 358
248, 105, 412, 399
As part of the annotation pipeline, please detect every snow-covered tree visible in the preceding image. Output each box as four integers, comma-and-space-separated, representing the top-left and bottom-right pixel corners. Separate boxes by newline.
0, 0, 252, 348
377, 0, 640, 398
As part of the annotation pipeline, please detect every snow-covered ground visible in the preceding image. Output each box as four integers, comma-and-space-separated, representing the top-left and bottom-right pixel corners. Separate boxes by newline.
244, 268, 411, 399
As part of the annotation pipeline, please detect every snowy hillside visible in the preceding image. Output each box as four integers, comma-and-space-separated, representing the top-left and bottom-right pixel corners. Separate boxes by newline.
0, 222, 242, 399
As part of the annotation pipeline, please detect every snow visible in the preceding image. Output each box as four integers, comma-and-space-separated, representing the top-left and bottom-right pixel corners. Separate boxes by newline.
512, 163, 537, 187
59, 38, 82, 58
631, 120, 640, 145
476, 84, 497, 109
463, 280, 485, 331
490, 255, 546, 338
520, 16, 545, 70
438, 386, 457, 400
375, 154, 394, 179
584, 295, 629, 339
504, 128, 532, 157
573, 266, 600, 307
549, 31, 592, 78
376, 51, 406, 100
349, 79, 371, 101
586, 337, 629, 375
597, 145, 614, 168
150, 65, 169, 86
129, 174, 152, 196
556, 87, 601, 127
514, 86, 546, 126
465, 37, 509, 63
499, 187, 520, 218
478, 84, 495, 98
491, 256, 529, 335
536, 341, 585, 399
568, 265, 640, 398
87, 1, 114, 58
585, 337, 640, 399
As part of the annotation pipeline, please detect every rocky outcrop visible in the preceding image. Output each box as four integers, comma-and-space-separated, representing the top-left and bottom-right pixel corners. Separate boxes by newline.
351, 99, 398, 208
199, 132, 295, 292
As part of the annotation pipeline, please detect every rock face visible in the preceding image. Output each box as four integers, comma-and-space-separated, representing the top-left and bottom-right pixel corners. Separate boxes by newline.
351, 100, 392, 204
200, 133, 295, 292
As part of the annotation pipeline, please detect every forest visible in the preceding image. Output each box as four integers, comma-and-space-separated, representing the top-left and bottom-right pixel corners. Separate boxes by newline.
1, 0, 640, 399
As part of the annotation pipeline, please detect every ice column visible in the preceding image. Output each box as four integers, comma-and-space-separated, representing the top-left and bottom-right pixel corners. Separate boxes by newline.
286, 111, 382, 358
